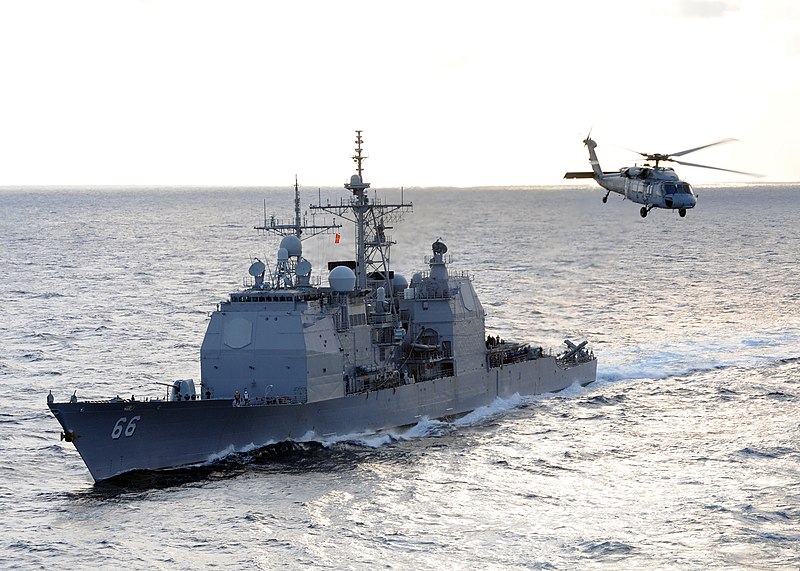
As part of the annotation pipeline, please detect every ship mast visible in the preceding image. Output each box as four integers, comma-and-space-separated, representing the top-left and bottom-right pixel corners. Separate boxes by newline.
255, 175, 340, 240
294, 174, 302, 236
353, 130, 366, 180
347, 131, 370, 288
311, 130, 413, 291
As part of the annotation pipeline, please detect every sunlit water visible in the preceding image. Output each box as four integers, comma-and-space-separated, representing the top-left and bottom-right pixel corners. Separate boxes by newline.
1, 184, 798, 569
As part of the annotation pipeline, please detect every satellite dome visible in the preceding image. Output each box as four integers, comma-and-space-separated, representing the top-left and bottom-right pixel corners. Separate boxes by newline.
393, 274, 408, 292
350, 174, 362, 186
277, 247, 289, 262
329, 265, 356, 292
279, 235, 302, 258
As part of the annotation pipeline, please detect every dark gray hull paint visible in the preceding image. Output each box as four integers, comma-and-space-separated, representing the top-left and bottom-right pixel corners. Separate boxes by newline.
50, 356, 596, 482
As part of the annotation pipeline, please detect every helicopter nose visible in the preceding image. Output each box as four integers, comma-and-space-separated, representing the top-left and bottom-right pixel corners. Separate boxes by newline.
674, 194, 697, 209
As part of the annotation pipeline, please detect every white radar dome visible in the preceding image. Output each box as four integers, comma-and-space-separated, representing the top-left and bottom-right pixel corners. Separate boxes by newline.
329, 265, 357, 292
279, 235, 303, 258
393, 274, 408, 292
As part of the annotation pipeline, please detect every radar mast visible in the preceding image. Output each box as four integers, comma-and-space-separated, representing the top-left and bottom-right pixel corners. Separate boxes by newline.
255, 175, 341, 240
311, 131, 413, 292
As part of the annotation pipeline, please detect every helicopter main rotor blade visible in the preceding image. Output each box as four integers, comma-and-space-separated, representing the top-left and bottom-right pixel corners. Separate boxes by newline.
671, 158, 762, 177
623, 147, 650, 158
668, 138, 738, 157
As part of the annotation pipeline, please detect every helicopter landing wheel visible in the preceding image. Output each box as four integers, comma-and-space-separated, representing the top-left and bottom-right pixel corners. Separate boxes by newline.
602, 192, 609, 204
640, 207, 648, 218
678, 209, 687, 218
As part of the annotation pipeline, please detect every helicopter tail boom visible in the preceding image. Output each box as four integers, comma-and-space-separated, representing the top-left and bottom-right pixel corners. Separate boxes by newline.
584, 137, 606, 180
563, 137, 615, 181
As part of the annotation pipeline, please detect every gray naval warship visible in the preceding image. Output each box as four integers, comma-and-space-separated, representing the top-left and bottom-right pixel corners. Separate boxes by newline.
48, 132, 597, 482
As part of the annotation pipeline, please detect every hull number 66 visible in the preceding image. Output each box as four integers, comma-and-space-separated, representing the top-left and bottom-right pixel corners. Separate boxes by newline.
111, 416, 141, 439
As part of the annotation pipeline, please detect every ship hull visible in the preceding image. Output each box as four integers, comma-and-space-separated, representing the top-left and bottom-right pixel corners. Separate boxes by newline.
49, 356, 596, 482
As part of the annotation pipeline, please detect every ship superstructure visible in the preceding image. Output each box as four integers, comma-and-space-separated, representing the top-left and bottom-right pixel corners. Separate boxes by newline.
47, 132, 597, 482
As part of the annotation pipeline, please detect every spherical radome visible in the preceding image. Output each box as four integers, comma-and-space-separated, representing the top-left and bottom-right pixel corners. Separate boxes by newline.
329, 265, 357, 292
279, 235, 303, 257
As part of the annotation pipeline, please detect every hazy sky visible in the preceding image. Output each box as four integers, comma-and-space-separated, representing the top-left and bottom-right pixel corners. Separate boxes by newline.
1, 0, 798, 187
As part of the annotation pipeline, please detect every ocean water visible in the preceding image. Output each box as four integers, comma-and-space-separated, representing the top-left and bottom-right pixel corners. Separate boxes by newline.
1, 184, 798, 569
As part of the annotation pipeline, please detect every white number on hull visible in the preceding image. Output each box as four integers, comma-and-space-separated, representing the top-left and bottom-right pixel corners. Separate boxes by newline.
111, 416, 141, 440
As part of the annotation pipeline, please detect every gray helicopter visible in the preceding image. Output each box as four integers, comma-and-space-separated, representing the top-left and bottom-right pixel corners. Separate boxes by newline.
565, 135, 758, 218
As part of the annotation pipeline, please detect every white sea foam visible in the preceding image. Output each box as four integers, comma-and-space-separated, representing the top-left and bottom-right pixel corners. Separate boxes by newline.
309, 418, 451, 449
311, 390, 591, 451
597, 327, 800, 382
204, 444, 237, 464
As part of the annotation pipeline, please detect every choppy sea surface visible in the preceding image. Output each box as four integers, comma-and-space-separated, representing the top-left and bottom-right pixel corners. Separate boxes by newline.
1, 184, 798, 570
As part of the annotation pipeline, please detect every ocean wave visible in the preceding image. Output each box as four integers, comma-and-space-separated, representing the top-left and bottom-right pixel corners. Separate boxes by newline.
597, 329, 800, 383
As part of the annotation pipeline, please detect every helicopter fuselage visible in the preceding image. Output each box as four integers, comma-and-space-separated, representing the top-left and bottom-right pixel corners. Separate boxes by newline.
598, 167, 697, 213
565, 137, 697, 218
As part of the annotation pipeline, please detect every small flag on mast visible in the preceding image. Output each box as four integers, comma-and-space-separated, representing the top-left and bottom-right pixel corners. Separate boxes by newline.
335, 233, 341, 244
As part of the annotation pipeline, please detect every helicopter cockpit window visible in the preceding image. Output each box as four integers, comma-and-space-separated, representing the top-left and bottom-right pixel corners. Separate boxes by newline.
677, 182, 691, 194
663, 183, 677, 194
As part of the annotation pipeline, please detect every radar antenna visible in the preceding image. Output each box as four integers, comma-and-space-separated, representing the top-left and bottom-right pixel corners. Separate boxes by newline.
353, 130, 366, 180
255, 175, 341, 240
311, 131, 413, 291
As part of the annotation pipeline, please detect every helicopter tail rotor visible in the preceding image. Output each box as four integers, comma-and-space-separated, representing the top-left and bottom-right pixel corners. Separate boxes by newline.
582, 126, 595, 147
582, 128, 598, 151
